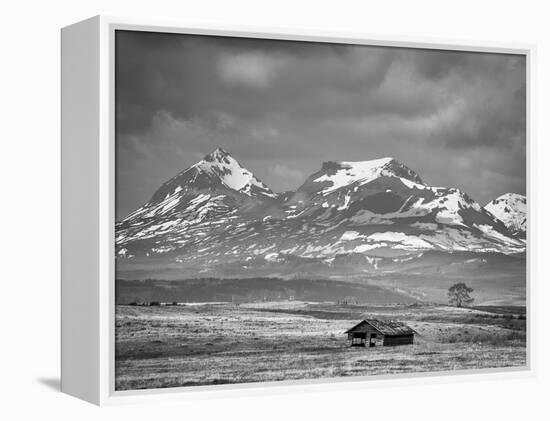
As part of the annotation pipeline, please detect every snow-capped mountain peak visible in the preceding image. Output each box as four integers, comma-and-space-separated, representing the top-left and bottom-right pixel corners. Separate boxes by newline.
484, 193, 526, 237
298, 157, 423, 196
189, 148, 276, 197
116, 152, 526, 279
203, 147, 232, 163
148, 148, 277, 201
313, 157, 395, 192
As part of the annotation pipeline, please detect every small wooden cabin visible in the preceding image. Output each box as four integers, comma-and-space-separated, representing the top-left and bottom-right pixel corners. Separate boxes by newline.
345, 319, 415, 347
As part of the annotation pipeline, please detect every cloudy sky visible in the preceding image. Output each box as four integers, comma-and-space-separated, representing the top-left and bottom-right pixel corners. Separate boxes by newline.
115, 30, 526, 220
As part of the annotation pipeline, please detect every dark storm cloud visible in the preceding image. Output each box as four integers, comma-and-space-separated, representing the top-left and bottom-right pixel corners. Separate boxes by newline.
115, 30, 526, 220
115, 32, 353, 135
413, 49, 468, 80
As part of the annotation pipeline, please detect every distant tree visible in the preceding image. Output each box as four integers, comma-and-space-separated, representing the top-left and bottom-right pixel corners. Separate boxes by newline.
448, 283, 474, 307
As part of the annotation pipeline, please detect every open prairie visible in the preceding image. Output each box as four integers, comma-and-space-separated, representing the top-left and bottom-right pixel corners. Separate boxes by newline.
115, 301, 526, 391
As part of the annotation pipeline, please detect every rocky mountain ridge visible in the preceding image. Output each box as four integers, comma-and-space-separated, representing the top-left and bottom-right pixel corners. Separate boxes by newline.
115, 148, 526, 280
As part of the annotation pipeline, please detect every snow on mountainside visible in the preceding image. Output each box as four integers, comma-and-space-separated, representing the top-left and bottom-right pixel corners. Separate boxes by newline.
123, 148, 274, 215
158, 147, 276, 199
120, 148, 275, 221
197, 148, 276, 198
295, 157, 423, 197
116, 148, 278, 252
115, 150, 526, 279
484, 193, 527, 237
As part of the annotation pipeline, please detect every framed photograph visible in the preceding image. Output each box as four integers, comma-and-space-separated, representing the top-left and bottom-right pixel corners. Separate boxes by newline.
61, 16, 533, 405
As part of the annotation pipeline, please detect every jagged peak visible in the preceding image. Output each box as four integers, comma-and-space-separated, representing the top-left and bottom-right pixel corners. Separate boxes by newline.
484, 192, 526, 235
203, 147, 232, 164
150, 148, 276, 200
312, 156, 423, 194
486, 193, 526, 206
320, 157, 394, 172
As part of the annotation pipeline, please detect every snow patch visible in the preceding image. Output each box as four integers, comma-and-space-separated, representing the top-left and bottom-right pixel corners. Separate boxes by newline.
313, 157, 394, 194
339, 231, 366, 241
264, 252, 279, 262
368, 232, 434, 250
337, 195, 351, 210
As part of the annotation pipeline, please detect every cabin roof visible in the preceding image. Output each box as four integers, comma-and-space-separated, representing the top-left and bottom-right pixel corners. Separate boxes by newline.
345, 319, 416, 336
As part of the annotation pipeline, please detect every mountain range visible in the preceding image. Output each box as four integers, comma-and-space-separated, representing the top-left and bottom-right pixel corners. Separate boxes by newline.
115, 148, 526, 284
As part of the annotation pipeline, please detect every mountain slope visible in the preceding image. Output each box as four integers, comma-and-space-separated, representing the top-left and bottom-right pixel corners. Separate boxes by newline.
291, 157, 423, 198
484, 193, 526, 238
115, 151, 526, 280
150, 147, 275, 201
116, 148, 278, 257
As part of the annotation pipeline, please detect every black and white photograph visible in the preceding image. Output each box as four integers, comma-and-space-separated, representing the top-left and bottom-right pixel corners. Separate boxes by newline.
114, 30, 527, 391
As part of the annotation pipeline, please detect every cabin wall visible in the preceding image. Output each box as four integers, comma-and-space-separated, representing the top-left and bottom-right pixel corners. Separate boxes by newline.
348, 325, 384, 346
383, 334, 414, 346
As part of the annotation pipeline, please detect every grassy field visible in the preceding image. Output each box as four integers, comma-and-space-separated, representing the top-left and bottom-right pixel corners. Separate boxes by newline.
115, 301, 526, 391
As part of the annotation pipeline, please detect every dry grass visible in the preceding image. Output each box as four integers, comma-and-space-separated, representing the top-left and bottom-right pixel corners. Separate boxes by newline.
115, 302, 526, 391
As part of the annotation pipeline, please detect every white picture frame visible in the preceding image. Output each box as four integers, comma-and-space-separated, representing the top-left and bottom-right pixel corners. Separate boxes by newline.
61, 15, 536, 405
